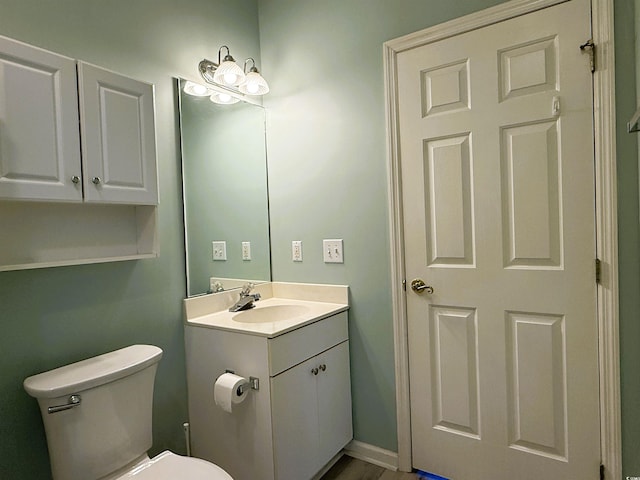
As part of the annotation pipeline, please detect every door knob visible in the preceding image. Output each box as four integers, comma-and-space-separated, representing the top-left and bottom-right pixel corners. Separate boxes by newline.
411, 279, 434, 294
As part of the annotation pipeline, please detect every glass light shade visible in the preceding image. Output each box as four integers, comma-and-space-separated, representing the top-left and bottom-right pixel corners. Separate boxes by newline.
210, 91, 240, 105
213, 60, 246, 87
183, 81, 211, 96
239, 71, 270, 96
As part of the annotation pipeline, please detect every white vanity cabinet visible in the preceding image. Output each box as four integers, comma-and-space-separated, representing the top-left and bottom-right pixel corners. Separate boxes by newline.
185, 310, 353, 480
0, 34, 158, 271
271, 340, 352, 479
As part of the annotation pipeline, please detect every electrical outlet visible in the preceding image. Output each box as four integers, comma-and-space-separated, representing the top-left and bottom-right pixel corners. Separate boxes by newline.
323, 239, 344, 263
212, 241, 227, 261
292, 240, 303, 262
242, 241, 251, 260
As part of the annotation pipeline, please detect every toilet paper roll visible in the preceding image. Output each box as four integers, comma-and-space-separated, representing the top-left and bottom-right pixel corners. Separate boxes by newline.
214, 373, 248, 413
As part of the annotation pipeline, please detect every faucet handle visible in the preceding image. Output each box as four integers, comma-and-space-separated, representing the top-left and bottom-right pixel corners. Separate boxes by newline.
240, 282, 255, 296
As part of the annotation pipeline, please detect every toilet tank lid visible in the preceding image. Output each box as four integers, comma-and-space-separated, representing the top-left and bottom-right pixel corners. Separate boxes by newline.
23, 345, 163, 399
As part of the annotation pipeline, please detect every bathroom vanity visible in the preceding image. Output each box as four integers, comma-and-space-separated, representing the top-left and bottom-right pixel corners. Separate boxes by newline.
184, 283, 352, 480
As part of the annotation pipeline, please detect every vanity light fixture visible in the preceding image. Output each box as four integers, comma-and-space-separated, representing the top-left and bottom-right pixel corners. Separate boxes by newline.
198, 45, 269, 96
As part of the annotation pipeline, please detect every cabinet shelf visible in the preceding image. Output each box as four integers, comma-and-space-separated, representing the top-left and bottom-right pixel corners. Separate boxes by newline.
0, 202, 158, 271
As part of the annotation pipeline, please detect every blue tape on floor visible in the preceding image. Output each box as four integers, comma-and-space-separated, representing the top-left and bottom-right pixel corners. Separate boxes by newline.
416, 470, 450, 480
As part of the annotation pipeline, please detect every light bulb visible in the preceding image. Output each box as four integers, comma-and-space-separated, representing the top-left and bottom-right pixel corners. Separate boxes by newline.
219, 93, 232, 103
183, 81, 211, 97
223, 72, 238, 85
246, 82, 260, 94
192, 84, 208, 95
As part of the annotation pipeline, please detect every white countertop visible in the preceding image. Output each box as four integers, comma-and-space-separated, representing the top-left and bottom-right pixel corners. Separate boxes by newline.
186, 296, 348, 338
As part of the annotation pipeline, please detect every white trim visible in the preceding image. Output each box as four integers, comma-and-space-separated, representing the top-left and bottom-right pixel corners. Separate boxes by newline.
591, 1, 622, 478
384, 0, 620, 477
344, 440, 399, 471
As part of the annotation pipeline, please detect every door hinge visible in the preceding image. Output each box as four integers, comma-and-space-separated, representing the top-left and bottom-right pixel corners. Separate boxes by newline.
402, 279, 407, 291
600, 463, 605, 480
580, 39, 596, 73
595, 258, 602, 284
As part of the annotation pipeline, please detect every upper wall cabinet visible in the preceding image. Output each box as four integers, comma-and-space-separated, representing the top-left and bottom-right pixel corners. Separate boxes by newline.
0, 35, 159, 271
0, 37, 158, 205
78, 62, 157, 204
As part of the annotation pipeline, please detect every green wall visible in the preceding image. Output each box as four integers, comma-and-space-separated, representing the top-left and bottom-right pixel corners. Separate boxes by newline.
0, 1, 260, 478
615, 1, 640, 477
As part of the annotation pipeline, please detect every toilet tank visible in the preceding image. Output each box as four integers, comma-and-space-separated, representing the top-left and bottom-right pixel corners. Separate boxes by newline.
24, 345, 163, 480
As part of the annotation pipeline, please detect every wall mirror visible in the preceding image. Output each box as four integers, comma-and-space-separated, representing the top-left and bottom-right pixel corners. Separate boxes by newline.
177, 78, 271, 297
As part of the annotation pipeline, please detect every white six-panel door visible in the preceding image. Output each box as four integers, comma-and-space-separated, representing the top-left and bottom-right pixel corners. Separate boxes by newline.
397, 1, 600, 478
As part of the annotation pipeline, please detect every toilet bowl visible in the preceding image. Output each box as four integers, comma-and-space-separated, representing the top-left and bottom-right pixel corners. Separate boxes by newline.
112, 451, 232, 479
24, 345, 232, 480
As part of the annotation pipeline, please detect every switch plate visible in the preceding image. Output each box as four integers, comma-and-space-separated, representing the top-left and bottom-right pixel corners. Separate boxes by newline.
292, 240, 303, 262
242, 241, 251, 261
212, 241, 227, 261
323, 239, 344, 263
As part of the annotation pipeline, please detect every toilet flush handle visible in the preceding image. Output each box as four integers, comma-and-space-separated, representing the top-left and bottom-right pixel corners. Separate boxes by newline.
48, 394, 82, 414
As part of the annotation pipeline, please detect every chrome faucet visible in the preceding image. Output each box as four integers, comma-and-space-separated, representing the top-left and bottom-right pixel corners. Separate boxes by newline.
228, 283, 261, 312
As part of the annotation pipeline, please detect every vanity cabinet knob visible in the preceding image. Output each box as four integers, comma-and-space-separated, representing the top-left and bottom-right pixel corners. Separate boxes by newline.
71, 175, 80, 184
319, 364, 326, 372
92, 177, 101, 185
311, 367, 319, 376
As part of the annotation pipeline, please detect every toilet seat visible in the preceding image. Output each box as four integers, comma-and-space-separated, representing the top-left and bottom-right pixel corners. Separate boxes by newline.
118, 451, 233, 479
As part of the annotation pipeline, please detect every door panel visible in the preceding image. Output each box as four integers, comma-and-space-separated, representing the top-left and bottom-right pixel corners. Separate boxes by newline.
429, 305, 480, 438
501, 120, 561, 268
424, 134, 475, 266
398, 1, 599, 478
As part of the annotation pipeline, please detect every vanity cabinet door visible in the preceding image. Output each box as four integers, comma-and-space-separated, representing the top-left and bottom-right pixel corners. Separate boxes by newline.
0, 35, 82, 202
317, 341, 353, 465
271, 354, 320, 480
78, 62, 158, 205
271, 340, 353, 480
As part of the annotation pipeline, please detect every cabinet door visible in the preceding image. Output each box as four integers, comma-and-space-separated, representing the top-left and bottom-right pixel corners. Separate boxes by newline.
0, 36, 82, 202
271, 355, 320, 480
317, 341, 353, 466
78, 62, 158, 205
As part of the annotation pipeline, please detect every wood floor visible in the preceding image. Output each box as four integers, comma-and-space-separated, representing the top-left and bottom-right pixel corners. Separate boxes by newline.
321, 456, 419, 480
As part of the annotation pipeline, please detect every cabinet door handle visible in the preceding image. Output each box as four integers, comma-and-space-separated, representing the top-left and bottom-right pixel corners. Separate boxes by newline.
71, 175, 80, 184
92, 177, 101, 185
319, 364, 326, 372
311, 367, 319, 375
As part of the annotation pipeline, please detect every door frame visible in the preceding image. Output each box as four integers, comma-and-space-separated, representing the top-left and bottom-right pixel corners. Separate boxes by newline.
383, 0, 621, 477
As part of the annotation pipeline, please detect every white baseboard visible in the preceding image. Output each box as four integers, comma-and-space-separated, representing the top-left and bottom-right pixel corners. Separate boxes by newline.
344, 440, 399, 471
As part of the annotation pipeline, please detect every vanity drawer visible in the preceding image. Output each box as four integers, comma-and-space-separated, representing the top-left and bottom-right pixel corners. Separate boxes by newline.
268, 311, 348, 376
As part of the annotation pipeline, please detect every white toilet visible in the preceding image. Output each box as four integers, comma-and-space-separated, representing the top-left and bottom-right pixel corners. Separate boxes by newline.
24, 344, 232, 480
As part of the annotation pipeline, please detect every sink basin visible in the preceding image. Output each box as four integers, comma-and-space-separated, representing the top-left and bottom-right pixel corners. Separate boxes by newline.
232, 304, 310, 323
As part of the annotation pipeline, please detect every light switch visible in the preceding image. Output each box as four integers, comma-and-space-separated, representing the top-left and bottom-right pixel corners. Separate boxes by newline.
323, 239, 343, 263
212, 241, 227, 261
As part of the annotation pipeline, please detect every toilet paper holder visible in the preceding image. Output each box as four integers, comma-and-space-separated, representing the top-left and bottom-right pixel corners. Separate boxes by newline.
225, 369, 260, 392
